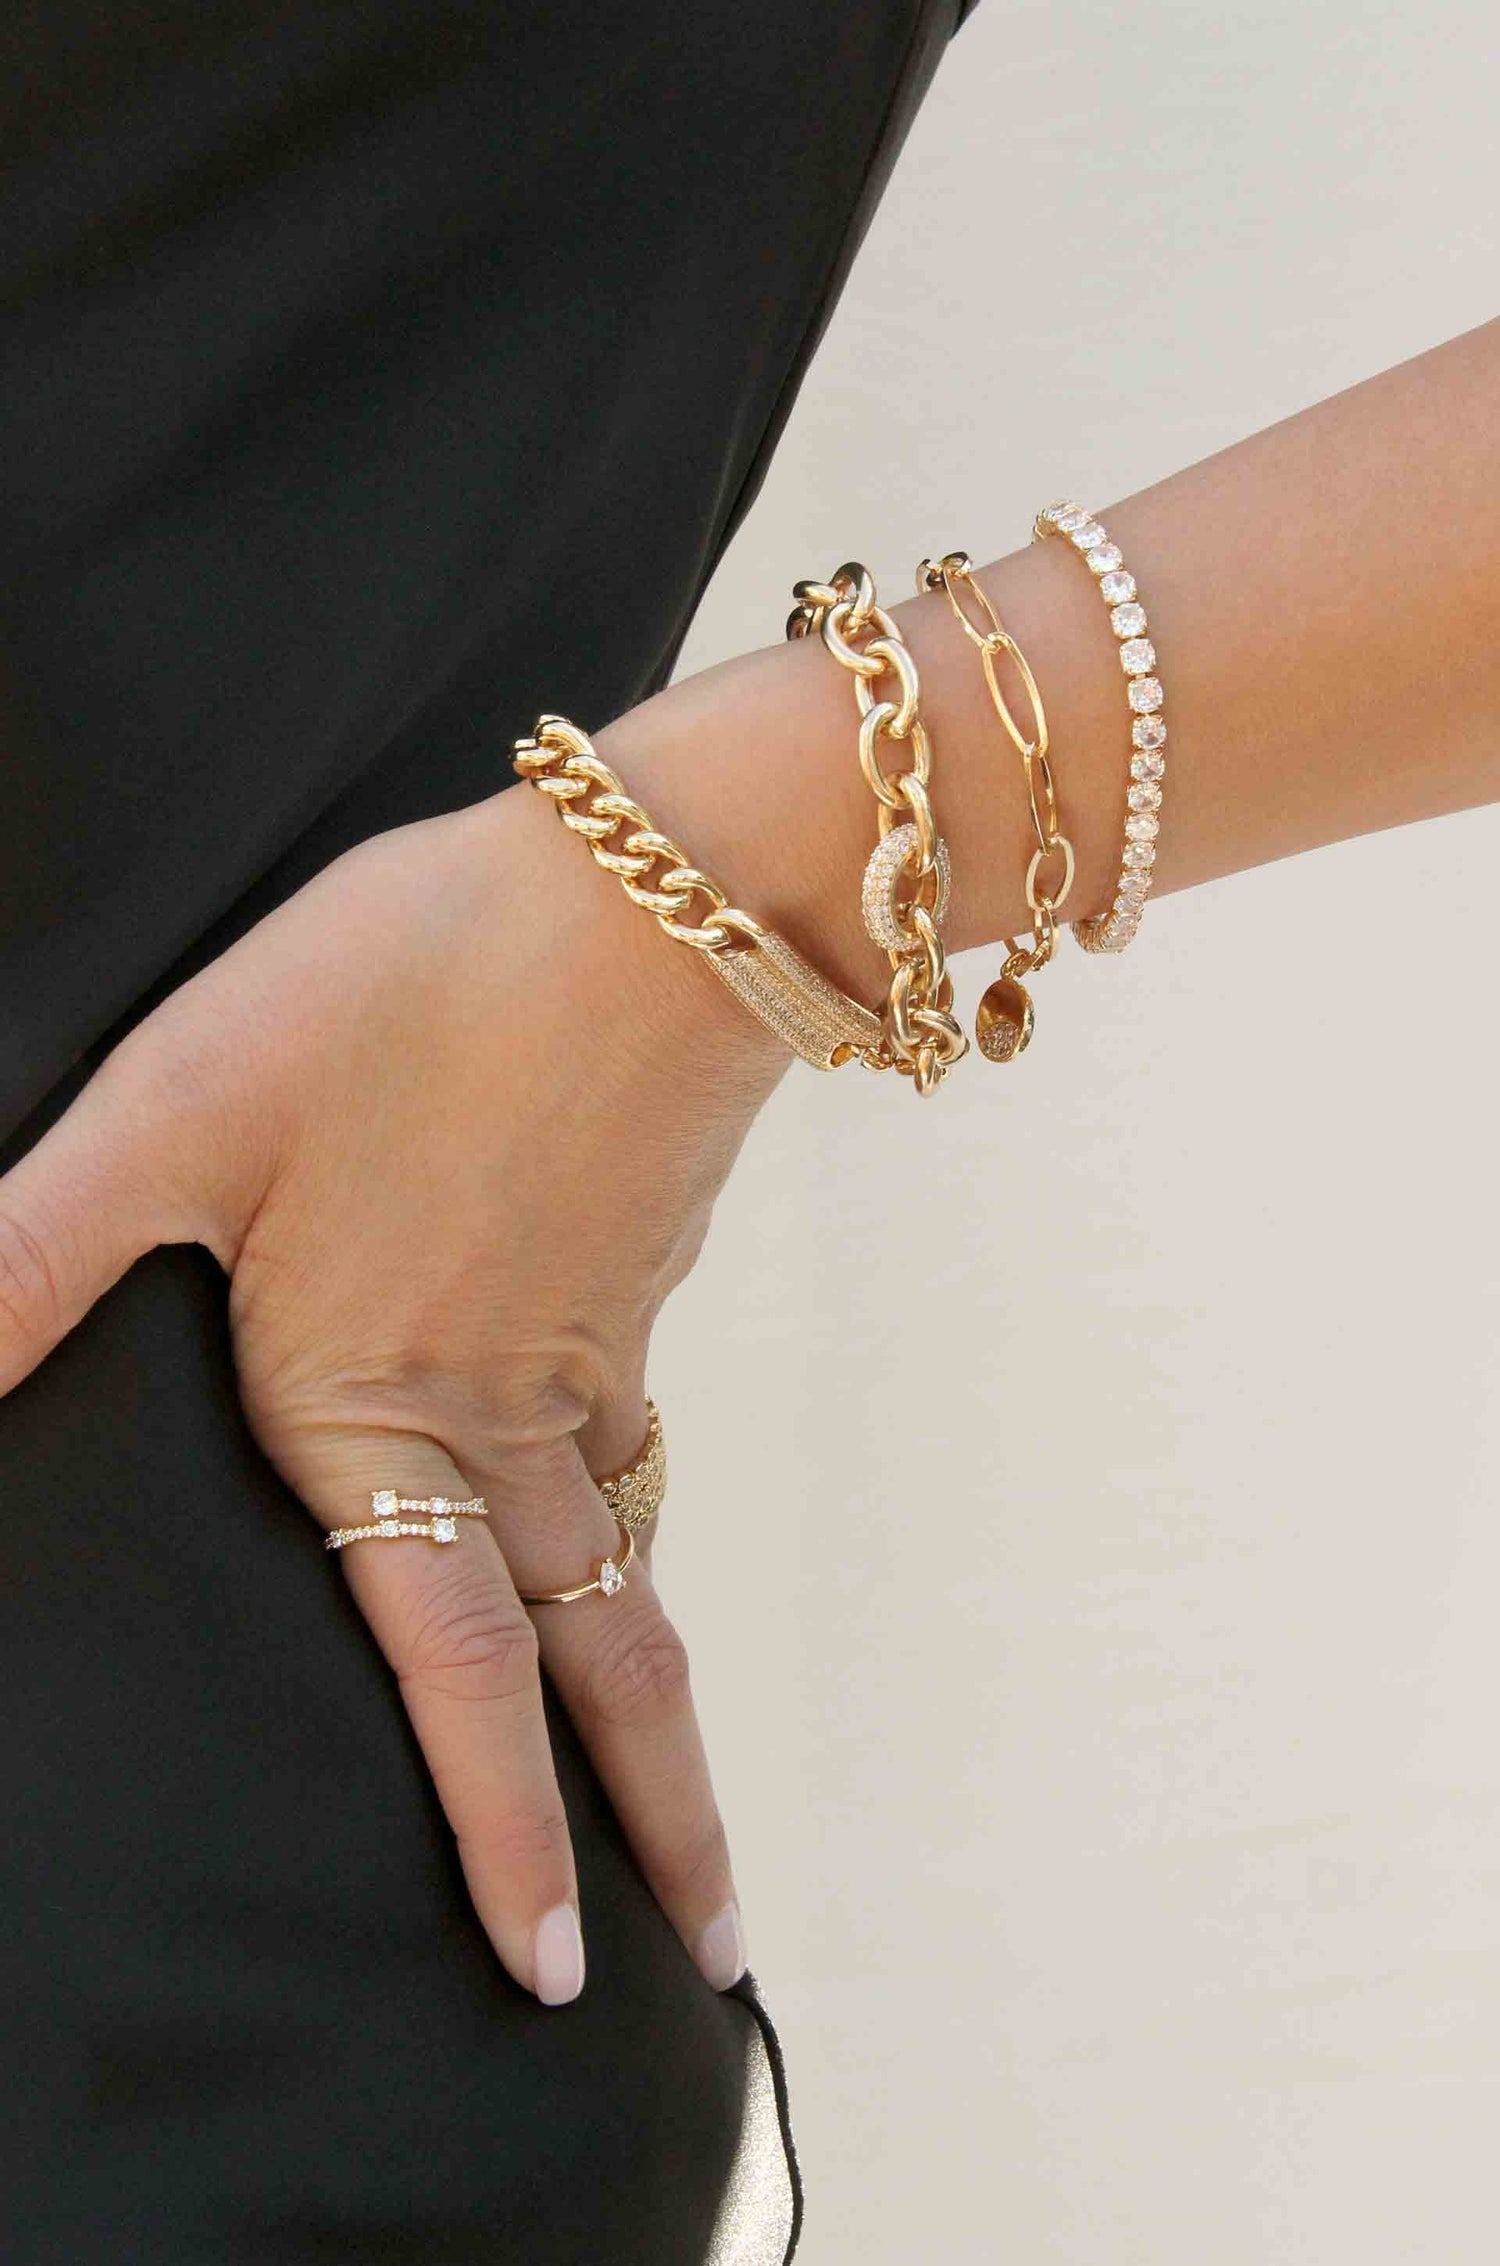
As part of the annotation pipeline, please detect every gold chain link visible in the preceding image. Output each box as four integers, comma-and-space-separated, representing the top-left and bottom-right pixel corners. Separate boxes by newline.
513, 715, 767, 955
914, 552, 1079, 1063
788, 565, 969, 1096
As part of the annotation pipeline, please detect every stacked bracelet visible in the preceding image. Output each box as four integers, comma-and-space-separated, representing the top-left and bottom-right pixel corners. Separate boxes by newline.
1032, 503, 1168, 954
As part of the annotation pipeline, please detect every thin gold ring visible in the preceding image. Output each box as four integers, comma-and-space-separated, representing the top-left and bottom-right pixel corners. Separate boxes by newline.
519, 1521, 636, 1607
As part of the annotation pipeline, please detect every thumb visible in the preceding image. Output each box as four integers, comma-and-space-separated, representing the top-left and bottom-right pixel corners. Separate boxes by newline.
0, 1051, 192, 1395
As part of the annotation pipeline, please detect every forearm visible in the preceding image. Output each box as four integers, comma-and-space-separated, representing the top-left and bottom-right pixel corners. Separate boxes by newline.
601, 319, 1500, 1012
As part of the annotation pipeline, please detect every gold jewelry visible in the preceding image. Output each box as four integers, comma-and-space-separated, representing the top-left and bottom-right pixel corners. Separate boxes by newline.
915, 552, 1076, 1062
1032, 504, 1167, 953
596, 1399, 666, 1533
787, 564, 968, 1097
325, 1492, 488, 1551
518, 1521, 636, 1606
513, 715, 883, 1071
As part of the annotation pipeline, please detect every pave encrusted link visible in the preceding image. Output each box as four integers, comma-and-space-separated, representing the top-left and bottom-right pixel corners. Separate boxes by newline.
1033, 501, 1170, 954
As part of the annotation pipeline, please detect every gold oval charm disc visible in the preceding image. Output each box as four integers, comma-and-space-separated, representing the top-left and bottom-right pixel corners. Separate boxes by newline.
975, 975, 1035, 1063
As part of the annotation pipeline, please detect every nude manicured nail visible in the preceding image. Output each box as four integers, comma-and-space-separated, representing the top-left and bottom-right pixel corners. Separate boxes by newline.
534, 1903, 585, 2006
696, 1901, 747, 1991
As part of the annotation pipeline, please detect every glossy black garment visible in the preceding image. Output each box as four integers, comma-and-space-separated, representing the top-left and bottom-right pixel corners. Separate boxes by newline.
0, 6, 967, 2259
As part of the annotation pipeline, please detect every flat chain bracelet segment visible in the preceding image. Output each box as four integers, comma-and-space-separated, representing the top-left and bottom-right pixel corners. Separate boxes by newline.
513, 715, 884, 1070
787, 564, 968, 1097
1032, 504, 1168, 953
916, 551, 1076, 1062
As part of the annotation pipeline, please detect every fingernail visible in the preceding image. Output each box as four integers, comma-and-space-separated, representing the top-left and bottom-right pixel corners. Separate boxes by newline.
696, 1901, 747, 1991
534, 1903, 585, 2006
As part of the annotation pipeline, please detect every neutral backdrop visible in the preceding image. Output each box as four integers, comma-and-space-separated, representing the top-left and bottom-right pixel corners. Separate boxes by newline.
663, 5, 1499, 2262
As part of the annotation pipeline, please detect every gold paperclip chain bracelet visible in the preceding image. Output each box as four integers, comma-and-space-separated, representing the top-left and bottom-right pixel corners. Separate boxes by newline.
916, 552, 1075, 1061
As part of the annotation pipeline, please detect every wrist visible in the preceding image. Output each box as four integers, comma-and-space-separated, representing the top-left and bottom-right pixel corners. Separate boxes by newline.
598, 539, 1127, 1010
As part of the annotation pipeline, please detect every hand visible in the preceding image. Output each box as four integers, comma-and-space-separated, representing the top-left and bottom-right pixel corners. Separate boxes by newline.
0, 771, 788, 2001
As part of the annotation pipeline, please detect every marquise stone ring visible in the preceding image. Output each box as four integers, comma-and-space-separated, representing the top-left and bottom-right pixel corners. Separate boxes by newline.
518, 1399, 667, 1608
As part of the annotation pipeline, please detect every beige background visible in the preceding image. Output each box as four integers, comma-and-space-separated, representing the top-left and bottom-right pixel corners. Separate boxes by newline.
663, 4, 1499, 2261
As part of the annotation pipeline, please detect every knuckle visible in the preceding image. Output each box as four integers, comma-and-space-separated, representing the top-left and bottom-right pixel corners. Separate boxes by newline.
460, 1802, 572, 1877
583, 1605, 693, 1732
0, 1204, 62, 1344
661, 1816, 731, 1904
397, 1580, 541, 1707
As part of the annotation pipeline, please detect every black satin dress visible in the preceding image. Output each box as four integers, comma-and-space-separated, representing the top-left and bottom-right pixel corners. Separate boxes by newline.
0, 7, 970, 2258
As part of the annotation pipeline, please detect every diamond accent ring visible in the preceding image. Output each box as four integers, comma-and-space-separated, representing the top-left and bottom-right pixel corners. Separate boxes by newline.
324, 1491, 489, 1551
517, 1520, 637, 1607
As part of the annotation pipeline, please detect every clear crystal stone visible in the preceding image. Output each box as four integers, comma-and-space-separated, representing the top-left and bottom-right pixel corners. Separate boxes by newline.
1119, 638, 1157, 675
1128, 781, 1163, 811
428, 1496, 449, 1516
1086, 543, 1123, 574
1070, 520, 1107, 550
1132, 714, 1167, 749
1123, 841, 1156, 869
1125, 813, 1160, 841
1127, 676, 1163, 712
431, 1516, 457, 1543
599, 1558, 625, 1598
1110, 603, 1148, 639
1054, 505, 1090, 532
372, 1489, 398, 1519
1099, 569, 1136, 604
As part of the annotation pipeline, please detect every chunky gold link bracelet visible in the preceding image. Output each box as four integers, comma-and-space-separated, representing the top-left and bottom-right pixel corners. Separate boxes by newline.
1032, 503, 1167, 953
512, 715, 885, 1071
786, 564, 968, 1097
916, 551, 1076, 1063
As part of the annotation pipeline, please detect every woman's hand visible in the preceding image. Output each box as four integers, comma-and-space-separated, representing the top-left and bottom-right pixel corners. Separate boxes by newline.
0, 770, 788, 2001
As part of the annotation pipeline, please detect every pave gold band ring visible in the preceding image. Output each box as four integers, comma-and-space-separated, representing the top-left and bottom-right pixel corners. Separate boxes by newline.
517, 1401, 666, 1607
597, 1399, 666, 1533
325, 1492, 489, 1552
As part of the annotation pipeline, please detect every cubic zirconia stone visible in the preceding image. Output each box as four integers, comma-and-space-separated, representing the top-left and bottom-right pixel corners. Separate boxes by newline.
1125, 813, 1160, 841
431, 1516, 457, 1544
1110, 603, 1148, 639
1119, 638, 1157, 675
599, 1558, 625, 1598
429, 1496, 449, 1517
1117, 873, 1150, 901
1128, 781, 1163, 811
1070, 520, 1107, 550
1131, 752, 1166, 784
1099, 570, 1137, 604
1132, 714, 1167, 749
1127, 676, 1163, 713
1123, 841, 1156, 869
1086, 543, 1123, 574
373, 1489, 398, 1519
1054, 505, 1090, 533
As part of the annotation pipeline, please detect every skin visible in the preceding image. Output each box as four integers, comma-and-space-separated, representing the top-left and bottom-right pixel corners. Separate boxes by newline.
0, 317, 1495, 2001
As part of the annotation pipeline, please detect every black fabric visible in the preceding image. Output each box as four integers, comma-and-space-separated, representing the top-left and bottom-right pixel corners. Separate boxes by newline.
0, 6, 960, 2258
